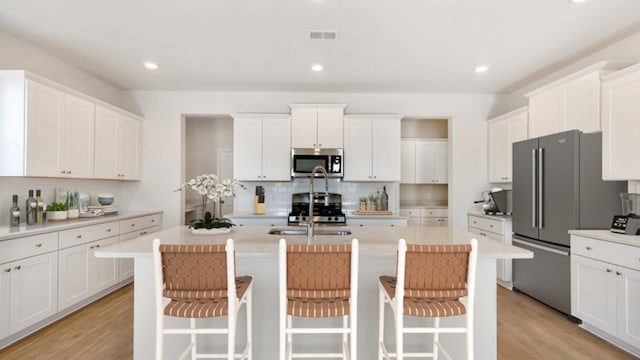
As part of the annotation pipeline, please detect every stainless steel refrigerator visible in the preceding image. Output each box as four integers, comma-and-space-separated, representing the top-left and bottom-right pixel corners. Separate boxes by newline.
512, 130, 626, 315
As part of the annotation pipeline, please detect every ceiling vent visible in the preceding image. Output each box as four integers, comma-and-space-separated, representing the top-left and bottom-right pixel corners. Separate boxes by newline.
309, 30, 338, 40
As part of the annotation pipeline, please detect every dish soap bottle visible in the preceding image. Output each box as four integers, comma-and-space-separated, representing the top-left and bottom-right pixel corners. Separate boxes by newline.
381, 186, 389, 211
10, 195, 20, 226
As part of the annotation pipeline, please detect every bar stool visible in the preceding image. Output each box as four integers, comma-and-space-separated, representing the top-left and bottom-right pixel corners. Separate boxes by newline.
278, 238, 359, 360
378, 238, 478, 360
153, 238, 253, 360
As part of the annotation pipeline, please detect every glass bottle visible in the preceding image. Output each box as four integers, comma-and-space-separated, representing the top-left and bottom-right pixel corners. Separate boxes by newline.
35, 189, 44, 223
10, 195, 20, 226
376, 189, 382, 211
381, 186, 389, 211
26, 189, 36, 225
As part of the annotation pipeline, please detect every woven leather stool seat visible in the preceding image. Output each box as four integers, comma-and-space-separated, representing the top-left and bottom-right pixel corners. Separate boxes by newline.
164, 276, 253, 318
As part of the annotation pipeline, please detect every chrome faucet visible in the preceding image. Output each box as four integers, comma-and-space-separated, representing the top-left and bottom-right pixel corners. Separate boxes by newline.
306, 165, 329, 242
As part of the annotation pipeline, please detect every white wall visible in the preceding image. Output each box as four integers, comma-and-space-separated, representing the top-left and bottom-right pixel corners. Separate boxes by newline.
126, 91, 497, 229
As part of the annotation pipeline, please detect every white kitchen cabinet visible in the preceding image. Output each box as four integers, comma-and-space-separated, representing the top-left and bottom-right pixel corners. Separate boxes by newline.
63, 94, 95, 178
10, 251, 58, 333
525, 62, 617, 138
232, 114, 291, 181
290, 104, 346, 149
94, 105, 142, 180
571, 235, 640, 350
401, 139, 448, 184
118, 214, 161, 280
468, 214, 513, 285
0, 261, 10, 339
344, 115, 401, 181
400, 207, 448, 227
487, 107, 528, 183
601, 63, 640, 180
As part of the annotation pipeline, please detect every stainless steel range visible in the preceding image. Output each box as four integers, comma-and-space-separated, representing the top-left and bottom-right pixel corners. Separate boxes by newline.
288, 192, 346, 226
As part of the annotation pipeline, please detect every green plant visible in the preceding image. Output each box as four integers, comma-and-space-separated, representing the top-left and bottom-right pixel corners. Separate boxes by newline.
46, 202, 69, 212
359, 196, 367, 203
65, 191, 79, 209
189, 212, 235, 230
368, 194, 376, 202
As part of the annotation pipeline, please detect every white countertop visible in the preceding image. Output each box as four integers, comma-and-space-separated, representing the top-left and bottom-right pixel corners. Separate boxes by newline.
468, 212, 512, 222
569, 229, 640, 248
95, 225, 532, 259
226, 211, 409, 221
0, 210, 163, 241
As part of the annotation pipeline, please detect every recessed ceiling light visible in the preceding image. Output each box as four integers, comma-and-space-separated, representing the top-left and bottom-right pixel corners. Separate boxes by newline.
144, 61, 159, 70
475, 65, 489, 73
311, 64, 324, 72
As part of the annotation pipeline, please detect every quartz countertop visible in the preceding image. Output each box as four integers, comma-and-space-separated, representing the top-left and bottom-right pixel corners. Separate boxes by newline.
569, 229, 640, 248
0, 210, 163, 242
468, 212, 512, 222
96, 225, 532, 259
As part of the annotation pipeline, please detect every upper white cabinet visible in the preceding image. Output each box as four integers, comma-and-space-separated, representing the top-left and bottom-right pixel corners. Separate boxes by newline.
233, 114, 291, 181
401, 138, 448, 184
487, 107, 528, 183
290, 104, 346, 149
525, 62, 618, 138
601, 63, 640, 180
94, 105, 142, 180
344, 115, 401, 182
0, 71, 142, 180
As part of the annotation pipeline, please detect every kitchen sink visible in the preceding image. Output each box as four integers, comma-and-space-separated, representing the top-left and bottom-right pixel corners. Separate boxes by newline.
268, 227, 352, 236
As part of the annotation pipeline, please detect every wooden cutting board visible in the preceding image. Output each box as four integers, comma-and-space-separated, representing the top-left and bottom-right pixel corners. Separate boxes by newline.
352, 210, 393, 215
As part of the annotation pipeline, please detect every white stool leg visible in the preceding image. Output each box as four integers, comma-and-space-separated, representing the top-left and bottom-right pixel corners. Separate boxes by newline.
433, 317, 440, 360
378, 287, 384, 360
279, 310, 285, 360
228, 312, 235, 360
396, 311, 403, 360
343, 316, 349, 360
287, 315, 293, 359
156, 317, 163, 360
191, 318, 197, 360
246, 288, 253, 360
466, 312, 473, 360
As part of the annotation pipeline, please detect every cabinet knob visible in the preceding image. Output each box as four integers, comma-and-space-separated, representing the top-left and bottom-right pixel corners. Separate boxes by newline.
68, 171, 72, 174
15, 265, 21, 270
77, 235, 82, 239
606, 268, 613, 273
95, 244, 100, 248
60, 170, 66, 174
616, 271, 622, 276
90, 245, 95, 249
131, 224, 135, 227
35, 243, 42, 248
4, 268, 10, 273
151, 219, 155, 223
586, 246, 592, 250
107, 228, 112, 232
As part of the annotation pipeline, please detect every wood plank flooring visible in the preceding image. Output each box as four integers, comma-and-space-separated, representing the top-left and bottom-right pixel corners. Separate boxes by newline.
0, 283, 636, 359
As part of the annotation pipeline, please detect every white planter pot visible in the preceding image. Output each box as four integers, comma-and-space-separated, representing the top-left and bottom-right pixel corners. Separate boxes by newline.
47, 211, 67, 221
191, 228, 232, 235
67, 208, 80, 219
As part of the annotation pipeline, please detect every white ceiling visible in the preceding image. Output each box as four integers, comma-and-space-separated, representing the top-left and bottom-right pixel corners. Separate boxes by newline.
1, 0, 639, 94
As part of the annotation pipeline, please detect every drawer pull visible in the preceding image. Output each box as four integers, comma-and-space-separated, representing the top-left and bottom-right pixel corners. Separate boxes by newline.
586, 246, 592, 251
107, 228, 112, 232
616, 271, 622, 276
4, 268, 10, 273
95, 244, 100, 248
89, 245, 95, 249
131, 224, 136, 227
606, 269, 613, 273
35, 243, 42, 248
77, 235, 82, 239
151, 219, 155, 223
15, 265, 21, 270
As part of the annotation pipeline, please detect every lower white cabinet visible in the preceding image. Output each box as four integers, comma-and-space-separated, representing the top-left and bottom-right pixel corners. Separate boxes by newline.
0, 262, 10, 339
118, 224, 161, 280
58, 235, 119, 311
400, 207, 448, 227
9, 252, 58, 333
468, 214, 513, 284
571, 235, 640, 350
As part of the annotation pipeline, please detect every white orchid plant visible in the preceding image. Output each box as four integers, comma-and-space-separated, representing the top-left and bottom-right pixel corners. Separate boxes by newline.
176, 174, 245, 229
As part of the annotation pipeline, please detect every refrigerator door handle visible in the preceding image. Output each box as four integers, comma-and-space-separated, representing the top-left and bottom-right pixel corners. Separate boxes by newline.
532, 148, 537, 228
513, 239, 569, 257
538, 147, 544, 229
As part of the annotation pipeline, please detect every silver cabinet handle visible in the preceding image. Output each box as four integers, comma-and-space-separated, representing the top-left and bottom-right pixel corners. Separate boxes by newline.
90, 245, 95, 249
77, 235, 82, 239
4, 268, 10, 273
131, 224, 135, 227
15, 265, 21, 270
586, 246, 592, 250
107, 228, 112, 232
95, 244, 100, 248
532, 148, 537, 228
616, 271, 622, 276
35, 243, 42, 248
606, 269, 613, 273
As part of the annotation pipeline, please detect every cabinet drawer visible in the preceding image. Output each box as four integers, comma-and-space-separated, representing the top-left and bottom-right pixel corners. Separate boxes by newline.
468, 227, 503, 241
0, 232, 58, 264
59, 222, 118, 249
571, 236, 640, 271
468, 216, 503, 235
421, 208, 448, 218
119, 214, 161, 234
399, 208, 421, 218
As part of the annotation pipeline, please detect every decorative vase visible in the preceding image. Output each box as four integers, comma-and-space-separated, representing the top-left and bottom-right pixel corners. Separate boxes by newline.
191, 227, 232, 235
359, 202, 367, 211
368, 203, 376, 211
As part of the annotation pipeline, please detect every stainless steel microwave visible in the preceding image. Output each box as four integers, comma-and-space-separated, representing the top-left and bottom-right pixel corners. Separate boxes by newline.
291, 148, 343, 178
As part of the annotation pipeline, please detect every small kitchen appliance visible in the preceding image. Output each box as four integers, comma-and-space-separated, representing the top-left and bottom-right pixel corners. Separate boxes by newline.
288, 192, 346, 226
291, 148, 343, 178
610, 193, 640, 234
474, 188, 512, 215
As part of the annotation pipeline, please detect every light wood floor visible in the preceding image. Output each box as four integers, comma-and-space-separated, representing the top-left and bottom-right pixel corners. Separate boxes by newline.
0, 284, 637, 359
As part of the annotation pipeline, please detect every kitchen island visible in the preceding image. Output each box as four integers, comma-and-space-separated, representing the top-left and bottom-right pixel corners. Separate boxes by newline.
95, 225, 532, 359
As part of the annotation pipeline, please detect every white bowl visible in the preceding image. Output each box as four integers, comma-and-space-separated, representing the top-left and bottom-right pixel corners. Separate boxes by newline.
97, 193, 114, 206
